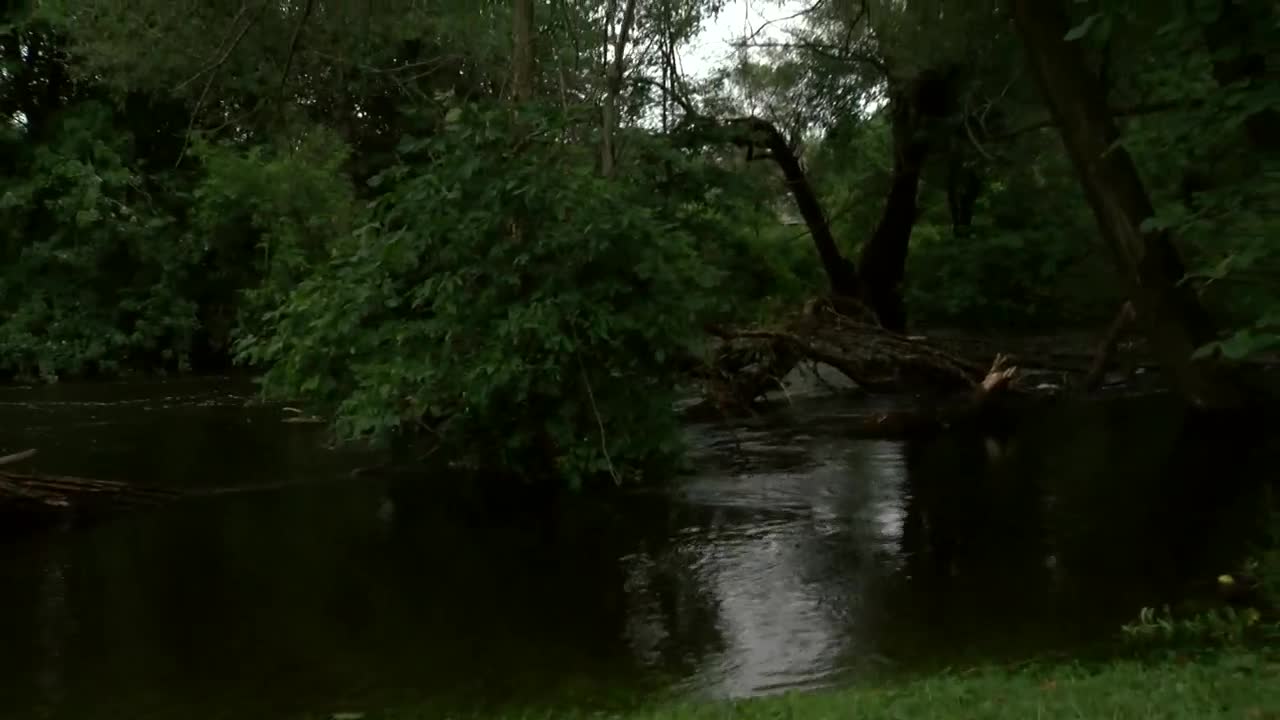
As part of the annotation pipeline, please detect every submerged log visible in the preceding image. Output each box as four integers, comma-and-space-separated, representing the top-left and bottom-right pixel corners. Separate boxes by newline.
0, 450, 180, 528
0, 448, 37, 467
848, 354, 1021, 438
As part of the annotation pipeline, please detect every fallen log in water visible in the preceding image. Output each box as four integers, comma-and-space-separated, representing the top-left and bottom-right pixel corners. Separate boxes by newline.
0, 448, 38, 467
705, 299, 1002, 405
0, 450, 180, 528
697, 298, 1035, 434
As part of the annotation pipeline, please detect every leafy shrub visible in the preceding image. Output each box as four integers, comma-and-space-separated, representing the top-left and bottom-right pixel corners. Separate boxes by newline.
185, 128, 357, 354
0, 102, 197, 379
236, 104, 720, 486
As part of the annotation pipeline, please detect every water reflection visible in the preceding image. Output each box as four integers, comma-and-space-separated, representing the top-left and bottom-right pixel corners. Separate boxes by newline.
0, 382, 1274, 719
649, 438, 906, 696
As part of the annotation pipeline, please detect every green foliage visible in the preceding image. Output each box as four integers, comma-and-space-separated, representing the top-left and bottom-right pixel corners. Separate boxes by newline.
1092, 0, 1280, 359
236, 104, 718, 485
811, 115, 1119, 330
334, 653, 1280, 720
0, 102, 197, 379
905, 177, 1120, 330
5, 0, 1279, 481
1122, 516, 1280, 654
185, 128, 357, 349
1122, 604, 1272, 651
658, 152, 822, 319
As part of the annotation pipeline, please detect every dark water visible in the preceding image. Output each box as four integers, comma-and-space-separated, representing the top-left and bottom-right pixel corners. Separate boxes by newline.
0, 379, 1274, 719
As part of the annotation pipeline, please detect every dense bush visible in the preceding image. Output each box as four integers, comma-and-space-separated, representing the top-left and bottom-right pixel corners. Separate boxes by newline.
235, 105, 721, 484
0, 102, 196, 379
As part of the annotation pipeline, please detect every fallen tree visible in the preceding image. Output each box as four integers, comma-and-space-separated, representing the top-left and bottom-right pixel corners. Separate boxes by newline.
706, 297, 984, 403
0, 450, 180, 524
695, 297, 1031, 430
690, 292, 1186, 437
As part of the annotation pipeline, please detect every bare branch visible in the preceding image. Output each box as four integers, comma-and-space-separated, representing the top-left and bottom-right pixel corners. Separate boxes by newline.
992, 99, 1200, 142
175, 0, 271, 167
277, 0, 317, 101
175, 2, 253, 92
739, 0, 825, 45
0, 449, 36, 467
731, 39, 888, 76
631, 75, 697, 117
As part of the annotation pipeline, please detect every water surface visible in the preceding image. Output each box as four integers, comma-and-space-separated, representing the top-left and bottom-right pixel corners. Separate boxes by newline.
0, 379, 1272, 719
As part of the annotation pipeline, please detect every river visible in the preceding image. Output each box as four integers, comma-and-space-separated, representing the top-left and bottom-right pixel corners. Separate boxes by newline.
0, 378, 1274, 719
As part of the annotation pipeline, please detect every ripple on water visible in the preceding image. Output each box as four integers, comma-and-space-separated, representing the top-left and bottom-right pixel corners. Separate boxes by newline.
627, 433, 914, 697
0, 386, 1271, 717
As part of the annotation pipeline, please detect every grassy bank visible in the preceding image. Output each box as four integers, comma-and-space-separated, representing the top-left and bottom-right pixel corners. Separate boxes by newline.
335, 652, 1279, 720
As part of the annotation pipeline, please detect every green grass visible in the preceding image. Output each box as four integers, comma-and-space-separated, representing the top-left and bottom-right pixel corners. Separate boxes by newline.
338, 653, 1280, 720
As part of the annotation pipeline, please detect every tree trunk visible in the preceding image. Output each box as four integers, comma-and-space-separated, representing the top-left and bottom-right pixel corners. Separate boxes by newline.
946, 149, 982, 238
1202, 0, 1279, 154
601, 0, 638, 177
1082, 301, 1136, 392
511, 0, 535, 102
509, 0, 535, 247
1011, 0, 1246, 408
729, 118, 862, 299
858, 89, 930, 333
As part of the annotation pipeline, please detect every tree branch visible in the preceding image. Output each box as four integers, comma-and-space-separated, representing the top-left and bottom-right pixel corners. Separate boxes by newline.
277, 0, 316, 102
174, 0, 271, 167
991, 99, 1204, 142
731, 39, 888, 77
175, 3, 255, 92
0, 449, 36, 467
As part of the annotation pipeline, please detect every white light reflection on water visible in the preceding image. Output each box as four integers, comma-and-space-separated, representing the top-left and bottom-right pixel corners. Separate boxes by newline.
622, 429, 911, 698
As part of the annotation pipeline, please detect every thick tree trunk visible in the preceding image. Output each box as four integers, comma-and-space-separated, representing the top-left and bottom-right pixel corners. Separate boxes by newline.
1202, 0, 1279, 154
1011, 0, 1246, 408
858, 90, 930, 332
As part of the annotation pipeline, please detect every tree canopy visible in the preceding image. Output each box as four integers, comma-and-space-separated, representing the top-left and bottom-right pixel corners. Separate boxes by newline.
3, 0, 1277, 483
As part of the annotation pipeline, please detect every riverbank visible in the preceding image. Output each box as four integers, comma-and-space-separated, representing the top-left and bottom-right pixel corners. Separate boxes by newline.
353, 652, 1280, 719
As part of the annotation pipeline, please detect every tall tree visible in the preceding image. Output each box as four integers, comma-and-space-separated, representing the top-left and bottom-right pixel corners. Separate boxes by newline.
601, 0, 639, 176
1011, 0, 1247, 408
512, 0, 536, 102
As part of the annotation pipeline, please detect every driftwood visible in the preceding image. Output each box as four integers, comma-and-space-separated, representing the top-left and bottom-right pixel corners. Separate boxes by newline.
706, 298, 995, 407
843, 353, 1022, 438
696, 296, 1044, 437
0, 448, 37, 467
0, 472, 178, 510
0, 446, 364, 536
0, 449, 180, 527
